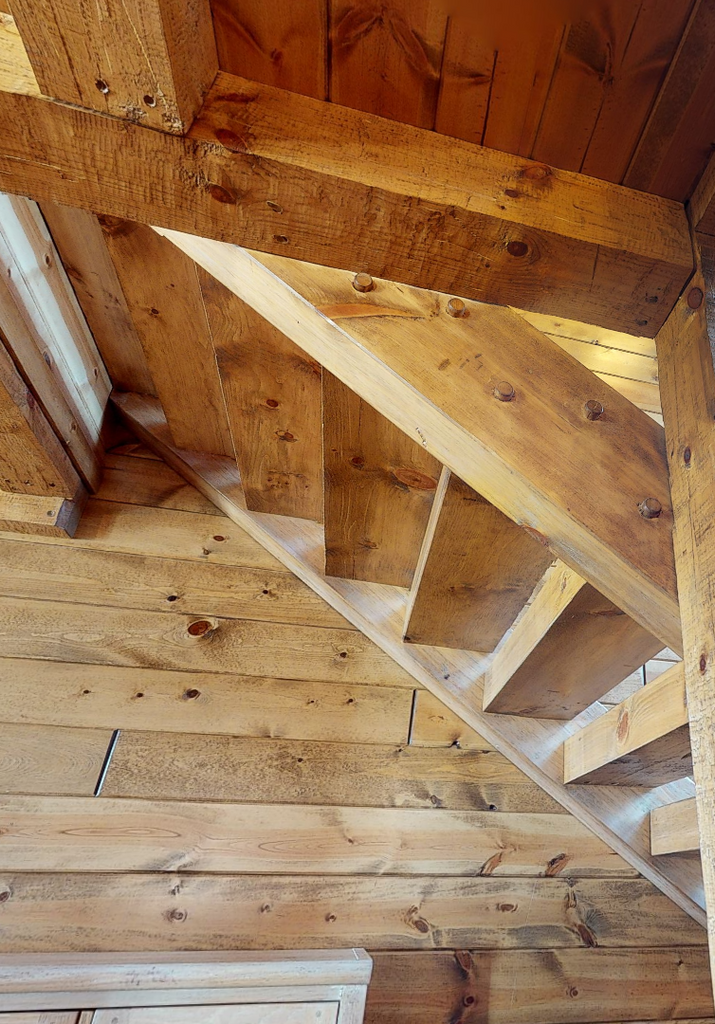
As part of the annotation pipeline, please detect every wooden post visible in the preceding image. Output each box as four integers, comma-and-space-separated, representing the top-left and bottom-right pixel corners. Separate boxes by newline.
10, 0, 217, 133
656, 227, 715, 989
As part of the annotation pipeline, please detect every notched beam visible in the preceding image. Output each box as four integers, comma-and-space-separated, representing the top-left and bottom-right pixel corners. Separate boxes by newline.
0, 72, 693, 334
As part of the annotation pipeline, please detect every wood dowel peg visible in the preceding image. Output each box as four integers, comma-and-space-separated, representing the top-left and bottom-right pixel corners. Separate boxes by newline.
446, 298, 468, 317
638, 497, 662, 520
494, 381, 515, 402
352, 273, 374, 293
584, 399, 604, 420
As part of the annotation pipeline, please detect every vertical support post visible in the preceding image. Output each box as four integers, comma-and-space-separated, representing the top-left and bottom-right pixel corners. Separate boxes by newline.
657, 229, 715, 991
10, 0, 217, 133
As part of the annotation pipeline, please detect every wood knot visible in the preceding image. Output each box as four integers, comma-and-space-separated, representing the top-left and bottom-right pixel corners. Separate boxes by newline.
616, 708, 630, 743
522, 163, 551, 181
207, 183, 237, 205
187, 619, 214, 637
392, 467, 437, 490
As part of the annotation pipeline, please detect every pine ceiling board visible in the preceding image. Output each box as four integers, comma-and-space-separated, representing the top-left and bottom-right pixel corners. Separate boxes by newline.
624, 0, 715, 200
329, 0, 449, 129
480, 17, 564, 157
532, 1, 693, 181
211, 0, 328, 99
433, 17, 493, 145
579, 0, 696, 182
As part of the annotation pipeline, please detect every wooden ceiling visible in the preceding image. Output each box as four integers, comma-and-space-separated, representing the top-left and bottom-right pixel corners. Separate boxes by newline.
211, 0, 715, 202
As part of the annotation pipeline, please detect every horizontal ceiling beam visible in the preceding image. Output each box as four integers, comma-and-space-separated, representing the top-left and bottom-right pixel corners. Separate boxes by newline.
153, 228, 681, 653
0, 72, 693, 335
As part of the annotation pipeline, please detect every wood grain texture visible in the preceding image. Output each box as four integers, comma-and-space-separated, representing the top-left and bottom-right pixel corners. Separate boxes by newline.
656, 239, 715, 973
0, 723, 111, 796
101, 220, 233, 458
564, 664, 692, 785
113, 391, 705, 925
0, 342, 80, 499
0, 77, 692, 336
212, 0, 327, 98
483, 564, 663, 719
0, 1015, 80, 1024
323, 372, 439, 586
625, 0, 715, 201
534, 2, 693, 184
0, 205, 105, 493
330, 0, 448, 129
200, 269, 323, 521
0, 658, 412, 746
102, 731, 563, 814
409, 690, 494, 751
404, 469, 552, 651
0, 871, 703, 952
0, 11, 40, 97
10, 0, 217, 132
366, 948, 714, 1024
0, 596, 410, 686
0, 489, 86, 538
57, 497, 284, 570
156, 235, 681, 652
0, 536, 350, 628
651, 798, 699, 856
0, 795, 631, 878
40, 203, 155, 396
98, 453, 234, 515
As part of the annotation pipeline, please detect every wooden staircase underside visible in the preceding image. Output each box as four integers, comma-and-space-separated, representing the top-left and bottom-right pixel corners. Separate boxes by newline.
96, 222, 703, 924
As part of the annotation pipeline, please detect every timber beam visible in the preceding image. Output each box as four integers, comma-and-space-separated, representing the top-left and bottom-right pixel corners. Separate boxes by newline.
151, 229, 681, 653
0, 71, 693, 335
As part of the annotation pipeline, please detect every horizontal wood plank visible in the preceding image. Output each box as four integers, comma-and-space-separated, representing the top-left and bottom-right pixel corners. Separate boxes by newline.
0, 795, 631, 878
0, 723, 111, 796
102, 732, 564, 814
366, 949, 714, 1024
0, 537, 351, 629
0, 596, 410, 686
0, 873, 703, 951
69, 498, 284, 571
0, 75, 693, 335
0, 659, 412, 745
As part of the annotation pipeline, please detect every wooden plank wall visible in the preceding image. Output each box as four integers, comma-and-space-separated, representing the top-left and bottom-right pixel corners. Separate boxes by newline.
0, 442, 709, 1024
209, 0, 713, 201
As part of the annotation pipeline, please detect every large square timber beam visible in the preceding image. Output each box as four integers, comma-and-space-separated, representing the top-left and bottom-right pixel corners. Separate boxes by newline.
153, 228, 680, 653
0, 71, 693, 335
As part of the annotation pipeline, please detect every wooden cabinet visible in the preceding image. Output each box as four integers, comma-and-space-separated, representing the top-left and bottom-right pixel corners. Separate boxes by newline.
0, 952, 371, 1024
